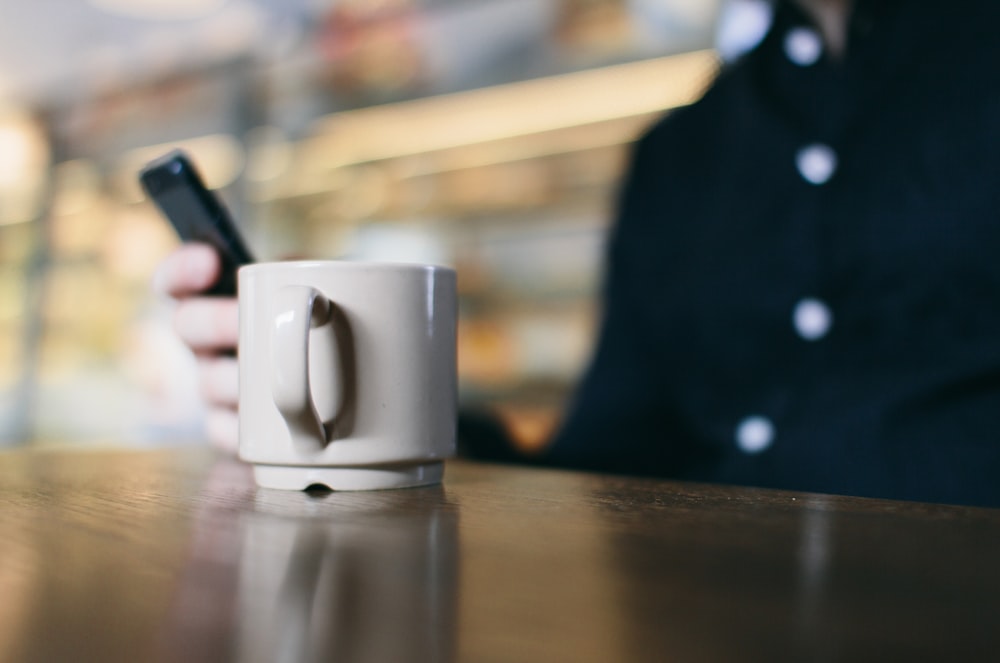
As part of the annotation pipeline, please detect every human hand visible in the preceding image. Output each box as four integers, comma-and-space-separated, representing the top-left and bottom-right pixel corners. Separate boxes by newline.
153, 243, 240, 453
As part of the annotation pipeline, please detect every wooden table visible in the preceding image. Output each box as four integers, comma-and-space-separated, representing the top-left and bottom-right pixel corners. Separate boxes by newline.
0, 447, 998, 662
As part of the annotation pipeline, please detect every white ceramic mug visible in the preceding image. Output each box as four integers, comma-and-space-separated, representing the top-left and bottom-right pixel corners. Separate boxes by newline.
238, 261, 457, 491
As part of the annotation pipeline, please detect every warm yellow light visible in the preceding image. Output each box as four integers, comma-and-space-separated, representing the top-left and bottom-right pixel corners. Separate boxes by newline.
0, 127, 32, 187
0, 109, 50, 226
262, 50, 719, 201
0, 111, 46, 189
304, 50, 720, 171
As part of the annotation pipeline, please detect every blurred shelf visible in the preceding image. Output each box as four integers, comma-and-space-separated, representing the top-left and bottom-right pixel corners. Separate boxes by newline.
300, 50, 717, 170
2, 29, 720, 445
250, 50, 717, 206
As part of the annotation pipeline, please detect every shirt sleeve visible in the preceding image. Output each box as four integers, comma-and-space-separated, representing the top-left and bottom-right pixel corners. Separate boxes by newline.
542, 125, 685, 475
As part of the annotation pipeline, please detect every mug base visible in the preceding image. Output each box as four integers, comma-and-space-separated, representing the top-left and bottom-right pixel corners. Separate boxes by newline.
251, 461, 444, 491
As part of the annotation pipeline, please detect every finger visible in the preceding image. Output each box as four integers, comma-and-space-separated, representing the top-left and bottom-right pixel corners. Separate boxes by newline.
173, 298, 239, 352
153, 243, 222, 298
198, 356, 239, 408
205, 407, 239, 455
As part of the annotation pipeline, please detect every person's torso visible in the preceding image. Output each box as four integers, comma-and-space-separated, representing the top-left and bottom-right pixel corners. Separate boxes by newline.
612, 0, 1000, 504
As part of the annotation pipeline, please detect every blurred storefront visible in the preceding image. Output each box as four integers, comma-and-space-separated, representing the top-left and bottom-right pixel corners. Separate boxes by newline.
0, 0, 721, 451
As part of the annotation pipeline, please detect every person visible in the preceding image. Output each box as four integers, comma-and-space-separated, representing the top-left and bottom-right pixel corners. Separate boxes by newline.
154, 245, 241, 454
155, 0, 1000, 506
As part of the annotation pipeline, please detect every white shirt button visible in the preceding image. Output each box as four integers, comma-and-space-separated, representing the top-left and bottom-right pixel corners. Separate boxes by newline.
784, 27, 823, 66
736, 416, 775, 454
796, 143, 838, 185
715, 0, 775, 62
793, 297, 833, 341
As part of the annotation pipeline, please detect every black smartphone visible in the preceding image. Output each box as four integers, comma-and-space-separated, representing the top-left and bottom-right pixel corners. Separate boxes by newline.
139, 149, 254, 296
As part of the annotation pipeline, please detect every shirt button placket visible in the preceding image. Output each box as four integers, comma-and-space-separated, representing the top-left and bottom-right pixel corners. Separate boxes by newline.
749, 24, 832, 461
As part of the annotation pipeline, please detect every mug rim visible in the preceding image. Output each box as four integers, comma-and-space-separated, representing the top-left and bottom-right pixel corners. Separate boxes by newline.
239, 259, 455, 276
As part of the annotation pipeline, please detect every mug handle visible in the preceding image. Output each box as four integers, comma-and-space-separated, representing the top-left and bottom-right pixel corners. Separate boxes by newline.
271, 285, 332, 454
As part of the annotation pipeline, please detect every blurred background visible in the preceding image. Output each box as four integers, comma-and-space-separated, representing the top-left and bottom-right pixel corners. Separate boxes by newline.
0, 0, 722, 452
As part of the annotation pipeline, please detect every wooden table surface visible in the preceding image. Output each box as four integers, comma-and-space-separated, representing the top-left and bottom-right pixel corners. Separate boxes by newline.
0, 447, 998, 663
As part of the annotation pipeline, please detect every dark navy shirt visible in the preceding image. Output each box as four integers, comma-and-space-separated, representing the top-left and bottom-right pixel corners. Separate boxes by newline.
545, 0, 1000, 506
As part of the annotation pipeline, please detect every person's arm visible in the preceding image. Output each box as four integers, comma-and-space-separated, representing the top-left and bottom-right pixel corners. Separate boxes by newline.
543, 288, 668, 474
153, 243, 240, 452
541, 127, 681, 475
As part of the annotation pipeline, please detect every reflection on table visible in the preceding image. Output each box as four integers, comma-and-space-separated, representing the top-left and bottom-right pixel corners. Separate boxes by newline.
0, 447, 998, 662
158, 460, 457, 663
235, 486, 456, 663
